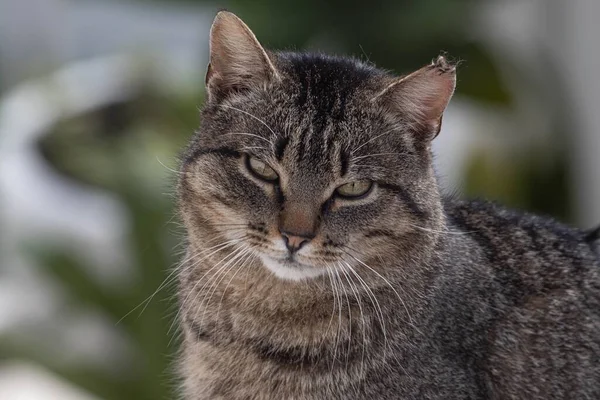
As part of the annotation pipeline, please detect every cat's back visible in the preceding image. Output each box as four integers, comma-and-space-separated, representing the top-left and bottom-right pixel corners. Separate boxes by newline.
443, 199, 600, 399
445, 199, 600, 280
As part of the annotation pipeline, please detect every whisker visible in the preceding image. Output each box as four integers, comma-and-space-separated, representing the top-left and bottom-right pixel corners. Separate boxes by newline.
197, 245, 251, 327
351, 152, 406, 162
180, 246, 247, 341
328, 266, 343, 372
408, 223, 476, 235
156, 157, 183, 175
220, 104, 277, 140
209, 223, 250, 227
192, 245, 248, 315
334, 266, 352, 369
223, 132, 273, 145
320, 268, 338, 355
167, 238, 246, 339
343, 261, 390, 360
341, 247, 419, 332
119, 238, 240, 326
215, 250, 254, 320
349, 163, 387, 169
155, 156, 206, 180
338, 262, 367, 378
351, 127, 401, 155
240, 146, 268, 152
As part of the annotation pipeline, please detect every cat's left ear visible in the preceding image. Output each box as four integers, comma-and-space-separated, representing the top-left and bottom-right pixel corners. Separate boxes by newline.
374, 56, 456, 140
205, 11, 280, 103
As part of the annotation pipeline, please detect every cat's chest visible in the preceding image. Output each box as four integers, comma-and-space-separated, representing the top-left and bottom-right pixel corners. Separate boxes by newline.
182, 341, 478, 400
181, 309, 479, 400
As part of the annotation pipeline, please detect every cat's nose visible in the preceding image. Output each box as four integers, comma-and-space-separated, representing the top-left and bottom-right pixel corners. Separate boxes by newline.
280, 231, 313, 253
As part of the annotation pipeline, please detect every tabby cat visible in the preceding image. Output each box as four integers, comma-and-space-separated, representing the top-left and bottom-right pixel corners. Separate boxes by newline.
176, 11, 600, 399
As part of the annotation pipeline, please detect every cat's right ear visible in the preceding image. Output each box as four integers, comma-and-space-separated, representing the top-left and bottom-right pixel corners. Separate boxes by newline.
205, 11, 279, 103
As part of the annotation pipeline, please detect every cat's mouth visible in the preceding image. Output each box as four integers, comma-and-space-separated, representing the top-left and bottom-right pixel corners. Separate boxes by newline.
258, 254, 326, 281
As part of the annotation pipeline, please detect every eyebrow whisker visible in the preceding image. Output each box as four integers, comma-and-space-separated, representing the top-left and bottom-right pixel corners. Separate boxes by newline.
220, 104, 277, 141
223, 132, 273, 145
351, 127, 401, 155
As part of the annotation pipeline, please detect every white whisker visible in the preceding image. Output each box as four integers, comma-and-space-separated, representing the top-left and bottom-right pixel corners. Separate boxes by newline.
320, 268, 338, 355
223, 132, 273, 145
121, 238, 240, 327
343, 261, 390, 360
329, 266, 344, 372
338, 262, 367, 378
167, 239, 245, 341
215, 250, 254, 319
156, 157, 183, 175
408, 223, 476, 235
220, 104, 277, 140
351, 127, 401, 155
335, 265, 353, 370
197, 245, 251, 327
351, 152, 406, 162
341, 248, 419, 332
240, 146, 268, 152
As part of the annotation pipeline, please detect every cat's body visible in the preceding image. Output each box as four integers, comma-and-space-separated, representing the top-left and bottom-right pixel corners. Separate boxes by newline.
179, 199, 600, 399
177, 12, 600, 399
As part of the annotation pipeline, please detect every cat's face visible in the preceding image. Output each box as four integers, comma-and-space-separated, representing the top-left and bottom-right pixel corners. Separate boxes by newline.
178, 12, 455, 281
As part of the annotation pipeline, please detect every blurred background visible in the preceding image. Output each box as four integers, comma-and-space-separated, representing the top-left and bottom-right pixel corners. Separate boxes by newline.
1, 0, 599, 398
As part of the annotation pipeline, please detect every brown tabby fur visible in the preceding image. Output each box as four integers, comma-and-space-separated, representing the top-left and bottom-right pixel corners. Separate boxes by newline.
176, 11, 600, 400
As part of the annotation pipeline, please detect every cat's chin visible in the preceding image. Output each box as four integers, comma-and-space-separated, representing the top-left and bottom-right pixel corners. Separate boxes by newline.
259, 255, 325, 281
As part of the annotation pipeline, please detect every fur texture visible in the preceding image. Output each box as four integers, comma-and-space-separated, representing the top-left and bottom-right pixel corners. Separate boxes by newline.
176, 11, 600, 399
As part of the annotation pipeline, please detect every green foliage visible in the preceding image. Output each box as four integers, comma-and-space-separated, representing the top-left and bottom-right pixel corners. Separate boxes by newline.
464, 150, 571, 221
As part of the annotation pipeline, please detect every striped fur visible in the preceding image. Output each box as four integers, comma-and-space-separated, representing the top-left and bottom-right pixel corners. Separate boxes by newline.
176, 11, 600, 400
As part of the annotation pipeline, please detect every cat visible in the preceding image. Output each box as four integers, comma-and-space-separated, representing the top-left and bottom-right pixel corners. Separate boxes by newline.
176, 11, 600, 399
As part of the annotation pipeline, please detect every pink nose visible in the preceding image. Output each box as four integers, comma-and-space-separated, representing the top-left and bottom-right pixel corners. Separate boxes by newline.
280, 231, 312, 253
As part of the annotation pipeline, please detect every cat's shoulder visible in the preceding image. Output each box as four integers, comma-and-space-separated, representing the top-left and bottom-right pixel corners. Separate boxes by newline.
442, 198, 597, 259
444, 198, 581, 236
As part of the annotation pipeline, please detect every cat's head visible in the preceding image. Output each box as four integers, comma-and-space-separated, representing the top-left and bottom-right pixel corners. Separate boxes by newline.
178, 11, 455, 281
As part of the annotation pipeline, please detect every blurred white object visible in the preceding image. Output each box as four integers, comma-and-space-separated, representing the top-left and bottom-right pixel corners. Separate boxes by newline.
478, 0, 600, 227
559, 0, 600, 227
0, 0, 211, 91
0, 362, 100, 400
0, 55, 138, 284
0, 55, 160, 396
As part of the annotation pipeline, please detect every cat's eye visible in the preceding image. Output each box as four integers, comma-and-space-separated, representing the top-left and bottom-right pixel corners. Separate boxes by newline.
246, 156, 278, 182
336, 180, 373, 199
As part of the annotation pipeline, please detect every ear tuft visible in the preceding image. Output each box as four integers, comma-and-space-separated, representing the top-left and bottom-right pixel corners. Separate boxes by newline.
374, 55, 457, 140
430, 55, 457, 75
206, 11, 279, 102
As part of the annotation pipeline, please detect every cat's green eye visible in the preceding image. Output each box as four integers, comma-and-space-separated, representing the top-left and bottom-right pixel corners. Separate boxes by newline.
336, 180, 373, 199
246, 156, 278, 182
